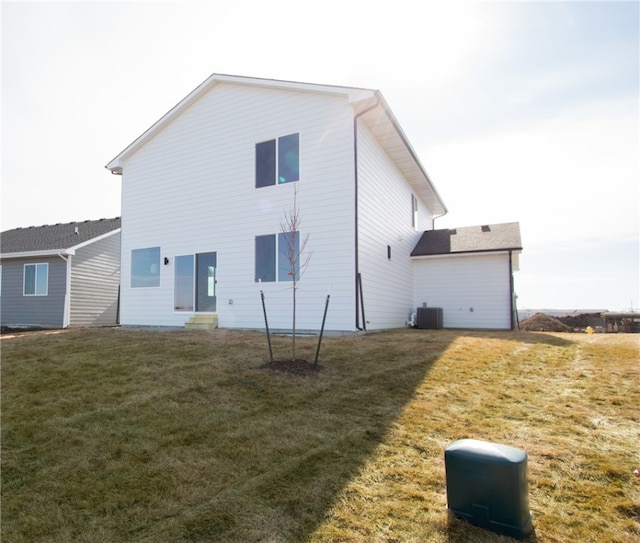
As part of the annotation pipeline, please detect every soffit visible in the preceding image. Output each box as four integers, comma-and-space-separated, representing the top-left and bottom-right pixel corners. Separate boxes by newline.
355, 95, 447, 216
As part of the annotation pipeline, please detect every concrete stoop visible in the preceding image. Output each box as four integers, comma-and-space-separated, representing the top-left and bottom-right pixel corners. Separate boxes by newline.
184, 314, 218, 330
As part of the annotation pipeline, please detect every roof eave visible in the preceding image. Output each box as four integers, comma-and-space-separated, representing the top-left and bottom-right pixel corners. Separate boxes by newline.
0, 249, 75, 260
0, 228, 121, 258
357, 92, 448, 216
378, 94, 448, 216
411, 247, 523, 258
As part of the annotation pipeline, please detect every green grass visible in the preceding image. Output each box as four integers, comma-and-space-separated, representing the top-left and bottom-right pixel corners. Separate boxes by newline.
1, 328, 638, 542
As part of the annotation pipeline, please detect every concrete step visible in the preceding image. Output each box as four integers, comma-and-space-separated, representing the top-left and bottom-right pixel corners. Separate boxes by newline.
184, 314, 218, 330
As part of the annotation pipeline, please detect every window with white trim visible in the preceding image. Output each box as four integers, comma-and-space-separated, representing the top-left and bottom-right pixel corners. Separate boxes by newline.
131, 247, 161, 288
255, 232, 300, 282
255, 133, 300, 188
24, 263, 48, 296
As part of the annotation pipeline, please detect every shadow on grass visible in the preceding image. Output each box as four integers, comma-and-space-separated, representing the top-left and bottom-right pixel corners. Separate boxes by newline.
179, 330, 456, 542
447, 328, 576, 347
446, 512, 540, 543
1, 327, 570, 542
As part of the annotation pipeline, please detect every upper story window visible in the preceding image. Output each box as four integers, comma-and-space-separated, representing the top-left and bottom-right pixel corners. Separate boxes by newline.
255, 133, 299, 188
24, 263, 48, 296
131, 247, 161, 288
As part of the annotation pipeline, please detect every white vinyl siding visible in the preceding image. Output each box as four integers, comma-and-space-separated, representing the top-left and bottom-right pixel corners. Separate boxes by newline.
69, 232, 121, 326
119, 83, 356, 331
413, 253, 512, 329
356, 123, 433, 330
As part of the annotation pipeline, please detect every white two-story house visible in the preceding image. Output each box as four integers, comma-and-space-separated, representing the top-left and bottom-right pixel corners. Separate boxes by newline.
107, 74, 520, 332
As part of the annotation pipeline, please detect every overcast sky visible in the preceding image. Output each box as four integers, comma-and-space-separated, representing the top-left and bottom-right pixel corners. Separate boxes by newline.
2, 0, 638, 311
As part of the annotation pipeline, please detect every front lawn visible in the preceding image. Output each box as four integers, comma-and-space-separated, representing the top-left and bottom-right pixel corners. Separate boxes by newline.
1, 328, 638, 542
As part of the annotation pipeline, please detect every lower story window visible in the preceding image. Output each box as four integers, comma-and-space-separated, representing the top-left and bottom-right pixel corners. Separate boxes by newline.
255, 232, 299, 282
131, 247, 161, 288
24, 263, 48, 296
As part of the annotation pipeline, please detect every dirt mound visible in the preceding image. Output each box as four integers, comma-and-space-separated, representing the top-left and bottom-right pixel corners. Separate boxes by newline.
556, 313, 602, 329
259, 358, 323, 376
519, 313, 573, 332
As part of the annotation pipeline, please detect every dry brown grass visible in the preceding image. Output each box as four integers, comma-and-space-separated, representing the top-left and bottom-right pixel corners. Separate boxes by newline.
1, 327, 638, 542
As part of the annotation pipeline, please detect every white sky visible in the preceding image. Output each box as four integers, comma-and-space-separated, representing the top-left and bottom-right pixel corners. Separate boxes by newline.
2, 0, 638, 310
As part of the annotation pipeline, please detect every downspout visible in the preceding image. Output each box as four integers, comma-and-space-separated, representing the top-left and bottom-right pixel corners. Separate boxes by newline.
353, 93, 381, 331
509, 250, 517, 330
58, 251, 71, 328
431, 210, 447, 230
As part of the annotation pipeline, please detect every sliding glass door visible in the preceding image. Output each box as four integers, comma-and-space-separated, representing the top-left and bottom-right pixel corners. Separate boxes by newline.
174, 252, 217, 312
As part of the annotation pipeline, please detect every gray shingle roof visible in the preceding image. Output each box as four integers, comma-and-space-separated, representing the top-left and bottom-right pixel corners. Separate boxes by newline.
411, 222, 522, 257
1, 217, 121, 254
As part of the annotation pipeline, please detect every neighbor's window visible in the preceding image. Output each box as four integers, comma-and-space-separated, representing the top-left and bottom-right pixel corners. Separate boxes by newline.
24, 263, 48, 296
255, 231, 299, 282
131, 247, 161, 288
255, 133, 299, 187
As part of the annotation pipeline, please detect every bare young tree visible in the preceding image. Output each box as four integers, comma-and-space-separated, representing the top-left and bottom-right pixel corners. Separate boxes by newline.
281, 186, 311, 361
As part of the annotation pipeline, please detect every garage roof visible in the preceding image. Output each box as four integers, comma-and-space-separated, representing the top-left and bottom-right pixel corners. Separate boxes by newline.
1, 217, 121, 257
411, 222, 522, 256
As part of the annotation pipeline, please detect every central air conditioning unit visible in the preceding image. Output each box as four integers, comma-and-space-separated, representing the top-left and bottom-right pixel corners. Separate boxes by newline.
416, 306, 443, 329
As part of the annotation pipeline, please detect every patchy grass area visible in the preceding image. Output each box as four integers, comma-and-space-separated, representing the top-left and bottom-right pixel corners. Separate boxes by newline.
2, 328, 638, 542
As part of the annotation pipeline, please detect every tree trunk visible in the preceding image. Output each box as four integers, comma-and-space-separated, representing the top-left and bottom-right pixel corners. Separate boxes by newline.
292, 283, 296, 360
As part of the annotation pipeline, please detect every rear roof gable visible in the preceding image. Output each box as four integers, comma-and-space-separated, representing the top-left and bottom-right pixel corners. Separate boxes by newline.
105, 73, 447, 216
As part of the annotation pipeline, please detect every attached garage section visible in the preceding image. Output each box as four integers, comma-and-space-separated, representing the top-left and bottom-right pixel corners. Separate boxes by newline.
413, 252, 514, 329
411, 223, 522, 330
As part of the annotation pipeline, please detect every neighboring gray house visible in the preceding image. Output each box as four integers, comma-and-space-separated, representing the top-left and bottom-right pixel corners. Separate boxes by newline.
0, 218, 121, 329
411, 222, 522, 329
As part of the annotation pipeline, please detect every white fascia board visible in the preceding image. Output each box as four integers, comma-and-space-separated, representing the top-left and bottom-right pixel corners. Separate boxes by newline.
0, 249, 75, 260
411, 250, 517, 261
105, 73, 376, 172
214, 73, 375, 103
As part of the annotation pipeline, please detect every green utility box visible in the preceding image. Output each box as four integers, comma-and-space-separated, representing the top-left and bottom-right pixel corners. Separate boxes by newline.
445, 439, 533, 539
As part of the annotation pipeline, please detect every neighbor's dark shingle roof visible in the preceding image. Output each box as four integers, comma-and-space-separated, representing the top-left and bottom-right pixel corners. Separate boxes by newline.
411, 222, 522, 257
1, 217, 121, 254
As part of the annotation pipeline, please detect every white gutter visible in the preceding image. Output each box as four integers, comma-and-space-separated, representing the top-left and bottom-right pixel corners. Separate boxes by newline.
411, 250, 521, 261
0, 248, 75, 260
431, 210, 447, 230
